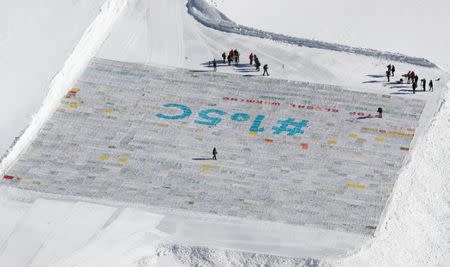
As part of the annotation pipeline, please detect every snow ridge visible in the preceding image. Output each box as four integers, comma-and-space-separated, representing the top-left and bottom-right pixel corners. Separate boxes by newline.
186, 0, 436, 68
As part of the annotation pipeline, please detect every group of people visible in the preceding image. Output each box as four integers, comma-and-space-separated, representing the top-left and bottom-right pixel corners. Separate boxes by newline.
385, 64, 434, 94
222, 49, 241, 65
211, 50, 269, 76
402, 70, 434, 94
386, 64, 396, 82
249, 52, 268, 75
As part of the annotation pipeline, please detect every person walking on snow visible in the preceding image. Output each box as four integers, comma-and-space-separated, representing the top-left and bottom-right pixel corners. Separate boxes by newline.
213, 59, 217, 72
391, 65, 395, 77
249, 53, 253, 65
212, 147, 217, 160
386, 70, 391, 82
263, 64, 269, 76
412, 81, 417, 94
387, 64, 392, 74
222, 52, 226, 63
429, 80, 434, 91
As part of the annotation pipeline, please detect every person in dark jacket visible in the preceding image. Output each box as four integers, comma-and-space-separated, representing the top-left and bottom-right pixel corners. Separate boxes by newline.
406, 71, 412, 84
412, 81, 417, 94
429, 80, 434, 91
249, 53, 253, 65
421, 79, 426, 91
263, 64, 269, 76
212, 147, 217, 160
222, 52, 226, 63
254, 55, 261, 71
386, 70, 391, 82
213, 59, 217, 72
391, 65, 396, 77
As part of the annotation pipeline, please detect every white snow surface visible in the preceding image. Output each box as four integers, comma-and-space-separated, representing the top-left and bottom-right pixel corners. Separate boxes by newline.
0, 0, 106, 157
0, 0, 449, 266
210, 0, 450, 71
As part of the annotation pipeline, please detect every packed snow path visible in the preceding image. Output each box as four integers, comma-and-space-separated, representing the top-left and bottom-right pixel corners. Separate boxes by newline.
4, 58, 424, 238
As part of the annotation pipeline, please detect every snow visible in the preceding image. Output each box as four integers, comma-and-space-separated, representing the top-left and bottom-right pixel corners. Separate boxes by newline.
0, 0, 128, 174
0, 0, 449, 266
188, 0, 435, 68
210, 0, 450, 71
334, 87, 450, 267
0, 0, 106, 157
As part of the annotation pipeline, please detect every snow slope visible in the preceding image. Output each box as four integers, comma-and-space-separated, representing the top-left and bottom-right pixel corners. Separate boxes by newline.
0, 0, 128, 174
0, 0, 106, 156
0, 0, 449, 266
211, 0, 450, 71
188, 0, 435, 68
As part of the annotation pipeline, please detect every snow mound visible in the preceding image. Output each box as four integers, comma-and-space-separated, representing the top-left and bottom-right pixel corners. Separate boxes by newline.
153, 244, 320, 267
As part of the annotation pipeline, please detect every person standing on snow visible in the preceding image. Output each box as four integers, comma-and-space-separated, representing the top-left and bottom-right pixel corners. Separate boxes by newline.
421, 79, 426, 91
249, 53, 254, 65
412, 81, 417, 94
429, 80, 434, 91
254, 55, 260, 71
228, 50, 234, 64
212, 147, 218, 160
227, 54, 232, 66
255, 58, 261, 71
222, 52, 226, 63
234, 49, 240, 64
386, 70, 391, 82
263, 64, 269, 76
406, 71, 412, 84
213, 59, 217, 72
410, 71, 416, 84
391, 65, 396, 77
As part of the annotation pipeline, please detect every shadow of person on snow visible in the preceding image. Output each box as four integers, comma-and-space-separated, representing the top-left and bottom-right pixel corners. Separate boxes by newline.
362, 80, 384, 84
192, 157, 214, 161
366, 74, 385, 78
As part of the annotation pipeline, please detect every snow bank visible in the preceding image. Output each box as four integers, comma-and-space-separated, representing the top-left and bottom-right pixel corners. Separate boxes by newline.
153, 244, 320, 267
187, 0, 436, 68
0, 0, 128, 175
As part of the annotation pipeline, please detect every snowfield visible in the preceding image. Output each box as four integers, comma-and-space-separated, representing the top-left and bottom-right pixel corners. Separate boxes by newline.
0, 0, 449, 266
0, 0, 105, 157
210, 0, 450, 71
